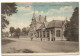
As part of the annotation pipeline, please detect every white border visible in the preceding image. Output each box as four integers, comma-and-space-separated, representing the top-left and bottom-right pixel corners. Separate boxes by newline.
0, 0, 80, 56
0, 0, 79, 2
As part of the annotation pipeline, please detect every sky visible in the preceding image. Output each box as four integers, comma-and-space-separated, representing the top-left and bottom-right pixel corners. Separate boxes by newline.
3, 2, 79, 32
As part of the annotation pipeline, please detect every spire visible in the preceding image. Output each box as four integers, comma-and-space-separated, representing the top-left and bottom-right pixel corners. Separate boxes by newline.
39, 15, 41, 21
45, 16, 47, 22
32, 8, 36, 20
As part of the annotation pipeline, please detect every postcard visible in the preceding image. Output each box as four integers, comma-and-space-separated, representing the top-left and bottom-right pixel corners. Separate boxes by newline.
1, 2, 79, 55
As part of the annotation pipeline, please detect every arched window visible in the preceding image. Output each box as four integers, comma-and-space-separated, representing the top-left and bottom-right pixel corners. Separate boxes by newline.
56, 30, 60, 37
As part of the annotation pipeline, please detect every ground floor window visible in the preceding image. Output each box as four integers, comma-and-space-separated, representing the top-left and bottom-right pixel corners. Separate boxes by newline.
43, 31, 45, 37
51, 30, 53, 34
37, 32, 39, 37
47, 31, 49, 37
56, 30, 60, 37
40, 31, 42, 37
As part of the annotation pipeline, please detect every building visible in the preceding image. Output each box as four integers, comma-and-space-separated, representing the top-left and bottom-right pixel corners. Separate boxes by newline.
29, 12, 67, 41
29, 12, 47, 37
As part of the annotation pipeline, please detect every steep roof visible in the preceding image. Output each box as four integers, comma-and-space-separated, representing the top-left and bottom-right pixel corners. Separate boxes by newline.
47, 20, 64, 28
38, 20, 64, 30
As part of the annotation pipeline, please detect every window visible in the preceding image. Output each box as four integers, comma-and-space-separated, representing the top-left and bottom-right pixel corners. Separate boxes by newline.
56, 30, 60, 37
43, 31, 45, 37
51, 30, 53, 34
37, 32, 39, 37
40, 31, 42, 37
47, 31, 49, 37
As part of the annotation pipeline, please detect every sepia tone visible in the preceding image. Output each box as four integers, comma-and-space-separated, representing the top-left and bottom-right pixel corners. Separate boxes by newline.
1, 2, 79, 55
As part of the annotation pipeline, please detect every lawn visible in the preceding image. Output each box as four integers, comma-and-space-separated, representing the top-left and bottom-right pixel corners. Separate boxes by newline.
2, 38, 16, 45
2, 38, 79, 53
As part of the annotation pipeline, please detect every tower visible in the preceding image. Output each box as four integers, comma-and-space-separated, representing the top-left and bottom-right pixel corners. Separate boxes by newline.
30, 9, 37, 37
32, 9, 36, 21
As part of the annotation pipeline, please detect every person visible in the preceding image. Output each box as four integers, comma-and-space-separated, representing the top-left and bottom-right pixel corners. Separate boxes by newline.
31, 33, 33, 41
41, 37, 42, 41
51, 37, 53, 41
54, 37, 55, 41
48, 37, 50, 41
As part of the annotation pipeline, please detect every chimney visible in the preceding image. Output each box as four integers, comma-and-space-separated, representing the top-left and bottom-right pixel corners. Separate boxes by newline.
39, 15, 41, 21
45, 16, 47, 22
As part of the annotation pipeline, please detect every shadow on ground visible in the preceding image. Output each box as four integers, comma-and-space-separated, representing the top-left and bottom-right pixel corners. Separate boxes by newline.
7, 48, 36, 53
2, 38, 16, 45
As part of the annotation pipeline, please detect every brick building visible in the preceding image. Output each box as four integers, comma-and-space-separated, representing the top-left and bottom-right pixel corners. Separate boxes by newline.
29, 12, 67, 41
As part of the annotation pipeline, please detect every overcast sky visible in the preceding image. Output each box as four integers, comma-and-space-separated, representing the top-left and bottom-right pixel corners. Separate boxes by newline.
3, 2, 79, 32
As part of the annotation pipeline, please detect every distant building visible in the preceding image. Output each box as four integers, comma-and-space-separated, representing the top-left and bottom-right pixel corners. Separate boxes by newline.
29, 11, 67, 41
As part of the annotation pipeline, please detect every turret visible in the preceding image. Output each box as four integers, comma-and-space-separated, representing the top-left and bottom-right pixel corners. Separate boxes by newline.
39, 15, 41, 21
32, 10, 36, 21
44, 16, 47, 22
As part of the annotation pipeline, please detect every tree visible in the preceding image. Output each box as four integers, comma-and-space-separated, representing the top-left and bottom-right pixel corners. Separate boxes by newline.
1, 3, 17, 16
22, 27, 27, 35
22, 27, 29, 36
64, 21, 71, 40
15, 28, 21, 38
26, 27, 30, 35
1, 15, 9, 29
10, 27, 15, 37
1, 3, 17, 29
70, 7, 79, 41
64, 7, 79, 41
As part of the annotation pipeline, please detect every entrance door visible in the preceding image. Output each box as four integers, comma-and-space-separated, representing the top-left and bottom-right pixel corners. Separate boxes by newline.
49, 30, 53, 41
51, 30, 54, 41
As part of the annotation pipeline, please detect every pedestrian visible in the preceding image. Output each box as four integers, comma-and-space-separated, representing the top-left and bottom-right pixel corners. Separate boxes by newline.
31, 34, 33, 41
54, 37, 55, 41
41, 37, 42, 41
48, 37, 50, 41
51, 37, 53, 41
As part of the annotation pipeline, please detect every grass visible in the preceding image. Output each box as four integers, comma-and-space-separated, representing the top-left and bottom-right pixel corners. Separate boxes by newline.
2, 38, 15, 45
2, 38, 79, 53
